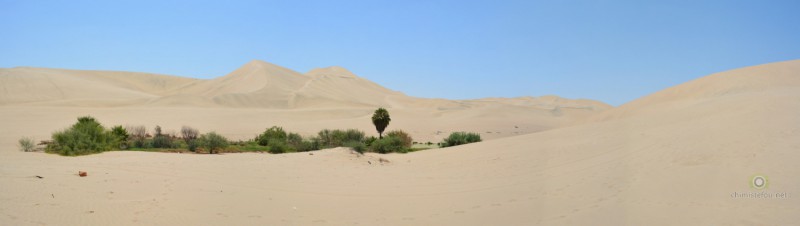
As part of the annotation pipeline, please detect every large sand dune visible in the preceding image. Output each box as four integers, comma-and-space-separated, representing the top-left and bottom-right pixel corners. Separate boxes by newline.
0, 60, 798, 225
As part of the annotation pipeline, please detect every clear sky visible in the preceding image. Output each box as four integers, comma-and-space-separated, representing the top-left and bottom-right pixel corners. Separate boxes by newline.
1, 1, 799, 105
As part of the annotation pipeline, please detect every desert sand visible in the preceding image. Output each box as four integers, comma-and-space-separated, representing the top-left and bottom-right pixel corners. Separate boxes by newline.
0, 60, 798, 225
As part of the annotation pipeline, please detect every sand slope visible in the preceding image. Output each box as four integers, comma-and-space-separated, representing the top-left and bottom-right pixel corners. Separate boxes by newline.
0, 60, 610, 141
1, 60, 798, 225
0, 67, 196, 106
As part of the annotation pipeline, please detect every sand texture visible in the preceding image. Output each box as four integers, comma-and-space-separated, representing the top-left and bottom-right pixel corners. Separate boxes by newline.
0, 60, 798, 225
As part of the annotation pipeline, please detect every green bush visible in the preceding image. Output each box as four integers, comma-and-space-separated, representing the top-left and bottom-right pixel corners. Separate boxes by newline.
364, 136, 377, 147
385, 130, 413, 148
287, 132, 302, 146
257, 126, 287, 146
440, 132, 482, 147
110, 125, 128, 142
293, 140, 318, 152
199, 132, 228, 154
18, 137, 35, 152
47, 116, 119, 156
369, 136, 406, 154
317, 129, 364, 148
344, 141, 367, 154
187, 139, 199, 152
152, 135, 175, 149
268, 139, 291, 154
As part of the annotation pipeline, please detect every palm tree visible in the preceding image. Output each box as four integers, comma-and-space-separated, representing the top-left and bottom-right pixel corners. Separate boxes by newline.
371, 108, 391, 139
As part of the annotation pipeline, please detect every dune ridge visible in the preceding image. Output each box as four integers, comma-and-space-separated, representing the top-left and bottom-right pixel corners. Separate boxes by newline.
0, 60, 798, 225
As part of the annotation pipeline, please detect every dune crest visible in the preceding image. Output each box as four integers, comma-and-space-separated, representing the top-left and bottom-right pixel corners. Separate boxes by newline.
0, 60, 798, 225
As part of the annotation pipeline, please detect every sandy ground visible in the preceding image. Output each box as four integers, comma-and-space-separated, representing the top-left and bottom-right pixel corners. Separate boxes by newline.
1, 60, 799, 225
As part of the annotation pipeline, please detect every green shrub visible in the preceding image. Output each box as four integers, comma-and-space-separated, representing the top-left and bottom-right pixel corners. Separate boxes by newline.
268, 139, 291, 154
110, 126, 129, 149
199, 132, 228, 154
18, 137, 35, 152
287, 132, 302, 146
257, 126, 287, 146
364, 136, 377, 147
187, 139, 199, 152
440, 132, 482, 147
294, 140, 319, 152
344, 141, 367, 154
47, 116, 118, 156
317, 129, 365, 148
369, 136, 406, 154
385, 130, 412, 148
152, 135, 175, 149
110, 125, 128, 142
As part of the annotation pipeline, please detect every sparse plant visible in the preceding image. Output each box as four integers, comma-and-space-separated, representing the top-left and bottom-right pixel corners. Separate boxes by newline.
181, 126, 199, 143
18, 137, 35, 152
371, 108, 391, 139
126, 125, 147, 148
345, 141, 367, 154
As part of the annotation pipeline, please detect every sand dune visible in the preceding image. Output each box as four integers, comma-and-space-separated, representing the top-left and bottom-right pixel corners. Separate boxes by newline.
0, 60, 609, 141
0, 67, 195, 106
0, 60, 798, 225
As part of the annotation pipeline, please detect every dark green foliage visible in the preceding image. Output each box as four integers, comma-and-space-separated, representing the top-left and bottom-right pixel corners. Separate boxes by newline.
369, 136, 406, 154
150, 125, 174, 149
287, 132, 303, 147
364, 136, 377, 147
199, 132, 228, 154
257, 126, 287, 146
440, 132, 482, 147
47, 116, 118, 156
267, 139, 291, 154
371, 108, 391, 138
111, 126, 129, 149
187, 139, 199, 152
385, 130, 412, 148
152, 135, 175, 149
294, 140, 318, 152
110, 126, 129, 142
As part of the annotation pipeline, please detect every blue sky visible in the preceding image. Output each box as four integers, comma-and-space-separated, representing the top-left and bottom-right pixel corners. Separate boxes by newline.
1, 1, 799, 105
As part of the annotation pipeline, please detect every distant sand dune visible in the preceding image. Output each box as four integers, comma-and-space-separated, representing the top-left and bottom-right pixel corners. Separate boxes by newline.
0, 60, 797, 225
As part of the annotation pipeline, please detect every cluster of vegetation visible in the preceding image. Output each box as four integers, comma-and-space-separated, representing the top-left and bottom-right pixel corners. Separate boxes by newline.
439, 132, 482, 147
35, 108, 482, 156
45, 116, 122, 155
